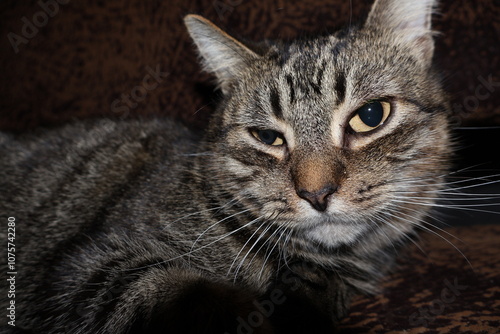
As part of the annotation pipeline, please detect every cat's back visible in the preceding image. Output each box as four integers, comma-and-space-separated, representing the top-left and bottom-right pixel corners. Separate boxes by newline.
0, 117, 198, 233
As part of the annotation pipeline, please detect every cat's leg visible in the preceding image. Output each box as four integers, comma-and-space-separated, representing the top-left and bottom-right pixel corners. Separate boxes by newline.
63, 267, 274, 334
265, 261, 353, 334
127, 268, 274, 334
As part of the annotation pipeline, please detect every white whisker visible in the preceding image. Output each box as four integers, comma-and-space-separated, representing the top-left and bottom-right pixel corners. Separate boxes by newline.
384, 207, 473, 270
227, 217, 267, 278
189, 207, 251, 255
232, 217, 278, 282
257, 224, 289, 280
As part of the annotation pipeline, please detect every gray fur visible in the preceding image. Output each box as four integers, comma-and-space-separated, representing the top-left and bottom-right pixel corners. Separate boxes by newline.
1, 0, 451, 333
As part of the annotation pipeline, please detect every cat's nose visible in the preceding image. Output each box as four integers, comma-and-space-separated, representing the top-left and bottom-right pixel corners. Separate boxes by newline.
297, 184, 338, 212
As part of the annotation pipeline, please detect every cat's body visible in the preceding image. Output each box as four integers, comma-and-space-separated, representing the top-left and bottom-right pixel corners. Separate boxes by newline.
1, 0, 452, 333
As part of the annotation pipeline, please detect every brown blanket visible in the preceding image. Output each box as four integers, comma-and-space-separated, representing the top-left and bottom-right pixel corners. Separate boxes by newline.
339, 225, 500, 333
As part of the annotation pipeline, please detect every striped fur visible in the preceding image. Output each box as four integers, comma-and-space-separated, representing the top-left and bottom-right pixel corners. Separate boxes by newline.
0, 0, 451, 333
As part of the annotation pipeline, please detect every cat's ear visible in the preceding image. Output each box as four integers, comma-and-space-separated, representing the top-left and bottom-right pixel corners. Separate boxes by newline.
184, 15, 259, 94
365, 0, 437, 66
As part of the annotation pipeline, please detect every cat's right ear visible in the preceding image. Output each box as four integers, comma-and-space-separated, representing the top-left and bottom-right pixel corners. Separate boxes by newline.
364, 0, 437, 67
184, 15, 259, 94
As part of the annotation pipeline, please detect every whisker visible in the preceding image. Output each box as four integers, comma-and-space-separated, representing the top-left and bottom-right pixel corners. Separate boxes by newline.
384, 207, 473, 270
371, 211, 425, 255
227, 217, 267, 278
395, 194, 500, 201
257, 223, 289, 280
164, 198, 238, 228
390, 197, 500, 214
232, 220, 276, 282
126, 209, 258, 272
279, 228, 295, 272
188, 205, 250, 260
367, 215, 400, 253
232, 209, 286, 281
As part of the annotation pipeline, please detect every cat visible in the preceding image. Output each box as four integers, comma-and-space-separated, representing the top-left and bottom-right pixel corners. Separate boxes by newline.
0, 0, 452, 333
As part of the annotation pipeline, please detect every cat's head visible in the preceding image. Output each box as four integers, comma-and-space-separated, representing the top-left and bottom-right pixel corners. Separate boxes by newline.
185, 0, 451, 250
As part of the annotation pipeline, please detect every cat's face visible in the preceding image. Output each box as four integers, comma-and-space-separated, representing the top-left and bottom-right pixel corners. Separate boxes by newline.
186, 0, 451, 249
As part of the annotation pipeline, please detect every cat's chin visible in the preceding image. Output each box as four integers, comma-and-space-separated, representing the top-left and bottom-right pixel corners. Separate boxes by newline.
302, 217, 370, 248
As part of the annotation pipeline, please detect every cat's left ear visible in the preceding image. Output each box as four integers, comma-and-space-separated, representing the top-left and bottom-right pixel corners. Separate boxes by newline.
184, 15, 259, 94
364, 0, 437, 66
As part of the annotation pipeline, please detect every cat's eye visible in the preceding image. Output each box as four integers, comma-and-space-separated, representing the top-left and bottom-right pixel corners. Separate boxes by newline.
349, 101, 391, 133
250, 129, 285, 146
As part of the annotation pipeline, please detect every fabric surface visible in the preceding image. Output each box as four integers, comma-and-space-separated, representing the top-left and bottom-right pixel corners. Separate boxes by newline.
338, 224, 500, 333
0, 1, 498, 333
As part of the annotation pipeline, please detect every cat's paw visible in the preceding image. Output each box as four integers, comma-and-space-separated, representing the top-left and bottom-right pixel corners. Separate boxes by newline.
128, 278, 274, 334
264, 262, 342, 333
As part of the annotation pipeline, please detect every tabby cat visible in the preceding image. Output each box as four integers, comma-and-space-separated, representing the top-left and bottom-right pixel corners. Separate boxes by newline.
0, 0, 452, 333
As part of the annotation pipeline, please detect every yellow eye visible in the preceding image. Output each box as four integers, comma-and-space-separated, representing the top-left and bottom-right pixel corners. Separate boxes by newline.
251, 129, 285, 146
349, 101, 391, 133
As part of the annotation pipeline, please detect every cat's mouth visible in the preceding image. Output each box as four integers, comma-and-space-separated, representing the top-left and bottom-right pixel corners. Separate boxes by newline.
274, 200, 373, 248
295, 195, 366, 222
302, 220, 370, 247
